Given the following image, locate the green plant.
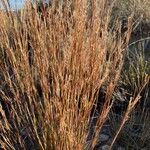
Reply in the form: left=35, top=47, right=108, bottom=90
left=110, top=38, right=150, bottom=149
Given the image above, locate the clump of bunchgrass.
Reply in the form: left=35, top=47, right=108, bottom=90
left=0, top=0, right=149, bottom=150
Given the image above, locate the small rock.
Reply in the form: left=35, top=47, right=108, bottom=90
left=99, top=134, right=109, bottom=142
left=101, top=145, right=110, bottom=150
left=117, top=146, right=125, bottom=150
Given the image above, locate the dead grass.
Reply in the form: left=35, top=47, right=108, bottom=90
left=0, top=0, right=149, bottom=150
left=114, top=0, right=150, bottom=22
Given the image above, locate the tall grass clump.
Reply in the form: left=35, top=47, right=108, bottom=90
left=0, top=0, right=149, bottom=149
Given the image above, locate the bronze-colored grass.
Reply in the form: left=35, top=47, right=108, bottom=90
left=0, top=0, right=149, bottom=150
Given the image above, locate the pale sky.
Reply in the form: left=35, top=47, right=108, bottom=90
left=0, top=0, right=24, bottom=10
left=0, top=0, right=51, bottom=10
left=9, top=0, right=24, bottom=9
